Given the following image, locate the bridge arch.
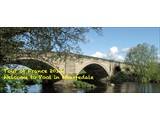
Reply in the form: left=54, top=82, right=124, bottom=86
left=1, top=58, right=63, bottom=81
left=113, top=65, right=122, bottom=74
left=77, top=63, right=109, bottom=86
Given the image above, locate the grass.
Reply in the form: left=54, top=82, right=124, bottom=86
left=73, top=80, right=96, bottom=89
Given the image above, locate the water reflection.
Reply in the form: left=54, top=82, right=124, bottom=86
left=27, top=84, right=42, bottom=93
left=106, top=82, right=160, bottom=93
left=114, top=82, right=137, bottom=93
left=40, top=82, right=160, bottom=93
left=5, top=82, right=160, bottom=93
left=6, top=84, right=42, bottom=93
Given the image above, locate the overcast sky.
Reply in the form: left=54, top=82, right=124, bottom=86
left=80, top=27, right=160, bottom=61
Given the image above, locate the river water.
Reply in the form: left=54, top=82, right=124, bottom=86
left=9, top=82, right=160, bottom=93
left=53, top=82, right=160, bottom=93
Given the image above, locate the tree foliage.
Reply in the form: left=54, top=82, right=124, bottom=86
left=0, top=27, right=102, bottom=62
left=0, top=27, right=102, bottom=92
left=125, top=43, right=159, bottom=82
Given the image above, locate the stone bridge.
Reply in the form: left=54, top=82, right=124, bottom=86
left=1, top=52, right=128, bottom=85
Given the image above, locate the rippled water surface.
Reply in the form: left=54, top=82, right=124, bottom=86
left=12, top=82, right=160, bottom=93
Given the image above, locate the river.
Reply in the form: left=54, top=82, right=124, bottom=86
left=7, top=82, right=160, bottom=93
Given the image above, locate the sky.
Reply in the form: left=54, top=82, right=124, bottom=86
left=79, top=27, right=160, bottom=61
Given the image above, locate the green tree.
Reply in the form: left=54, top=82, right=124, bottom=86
left=145, top=62, right=160, bottom=82
left=0, top=27, right=102, bottom=62
left=125, top=43, right=159, bottom=83
left=0, top=27, right=102, bottom=92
